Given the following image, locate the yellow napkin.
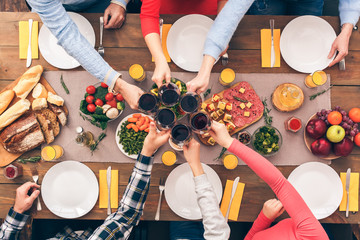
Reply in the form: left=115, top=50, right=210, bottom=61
left=260, top=29, right=280, bottom=68
left=152, top=24, right=172, bottom=63
left=99, top=170, right=119, bottom=209
left=220, top=179, right=245, bottom=221
left=19, top=21, right=39, bottom=59
left=339, top=172, right=359, bottom=212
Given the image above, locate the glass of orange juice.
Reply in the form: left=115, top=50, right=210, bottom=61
left=161, top=150, right=176, bottom=166
left=222, top=154, right=238, bottom=170
left=304, top=70, right=327, bottom=88
left=219, top=68, right=235, bottom=86
left=129, top=64, right=146, bottom=82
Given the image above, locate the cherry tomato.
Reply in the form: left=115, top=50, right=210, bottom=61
left=101, top=82, right=108, bottom=88
left=116, top=93, right=124, bottom=102
left=87, top=104, right=96, bottom=113
left=107, top=99, right=117, bottom=108
left=86, top=85, right=96, bottom=95
left=105, top=93, right=114, bottom=101
left=86, top=95, right=95, bottom=104
left=95, top=99, right=104, bottom=106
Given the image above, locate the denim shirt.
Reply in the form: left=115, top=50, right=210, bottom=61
left=26, top=0, right=129, bottom=89
left=339, top=0, right=360, bottom=27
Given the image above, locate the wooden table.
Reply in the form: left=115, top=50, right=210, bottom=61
left=0, top=12, right=360, bottom=229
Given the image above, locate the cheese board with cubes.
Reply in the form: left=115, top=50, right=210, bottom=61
left=199, top=81, right=264, bottom=145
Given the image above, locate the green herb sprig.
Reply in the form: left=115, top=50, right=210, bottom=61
left=233, top=96, right=247, bottom=103
left=262, top=98, right=273, bottom=126
left=214, top=147, right=227, bottom=162
left=90, top=132, right=107, bottom=154
left=60, top=74, right=70, bottom=94
left=17, top=156, right=41, bottom=164
left=79, top=112, right=107, bottom=130
left=309, top=85, right=333, bottom=101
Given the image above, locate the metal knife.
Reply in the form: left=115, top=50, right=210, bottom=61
left=225, top=176, right=240, bottom=220
left=345, top=168, right=351, bottom=218
left=159, top=18, right=164, bottom=44
left=106, top=166, right=112, bottom=215
left=26, top=19, right=33, bottom=68
left=270, top=19, right=275, bottom=68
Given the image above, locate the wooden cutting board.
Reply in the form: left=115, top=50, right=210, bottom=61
left=0, top=74, right=67, bottom=167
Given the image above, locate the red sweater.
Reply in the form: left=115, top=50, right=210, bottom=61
left=140, top=0, right=220, bottom=37
left=228, top=140, right=329, bottom=240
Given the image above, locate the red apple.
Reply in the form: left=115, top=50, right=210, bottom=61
left=306, top=119, right=327, bottom=139
left=333, top=138, right=354, bottom=157
left=311, top=138, right=331, bottom=157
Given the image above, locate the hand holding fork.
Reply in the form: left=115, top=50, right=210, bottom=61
left=31, top=167, right=42, bottom=211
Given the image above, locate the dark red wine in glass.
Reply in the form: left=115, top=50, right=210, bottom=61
left=159, top=82, right=180, bottom=107
left=190, top=112, right=211, bottom=134
left=171, top=124, right=192, bottom=147
left=138, top=93, right=159, bottom=114
left=180, top=92, right=201, bottom=114
left=155, top=108, right=176, bottom=130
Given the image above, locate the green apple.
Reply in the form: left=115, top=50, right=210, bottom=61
left=326, top=125, right=345, bottom=143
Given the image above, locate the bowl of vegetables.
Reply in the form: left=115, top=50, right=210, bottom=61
left=251, top=126, right=282, bottom=157
left=79, top=82, right=125, bottom=130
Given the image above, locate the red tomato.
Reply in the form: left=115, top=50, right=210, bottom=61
left=86, top=95, right=95, bottom=104
left=105, top=93, right=114, bottom=101
left=101, top=82, right=108, bottom=88
left=86, top=85, right=96, bottom=94
left=95, top=99, right=104, bottom=106
left=107, top=99, right=117, bottom=108
left=116, top=93, right=124, bottom=102
left=87, top=104, right=96, bottom=113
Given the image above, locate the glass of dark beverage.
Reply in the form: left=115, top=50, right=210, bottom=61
left=170, top=124, right=192, bottom=150
left=179, top=92, right=202, bottom=114
left=159, top=82, right=180, bottom=107
left=190, top=111, right=212, bottom=134
left=155, top=108, right=176, bottom=130
left=138, top=92, right=159, bottom=115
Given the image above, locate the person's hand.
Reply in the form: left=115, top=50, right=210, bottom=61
left=142, top=122, right=170, bottom=156
left=262, top=199, right=285, bottom=221
left=209, top=121, right=233, bottom=149
left=152, top=59, right=171, bottom=88
left=104, top=3, right=126, bottom=29
left=13, top=182, right=40, bottom=214
left=328, top=23, right=353, bottom=67
left=183, top=139, right=204, bottom=177
left=114, top=78, right=143, bottom=109
left=186, top=73, right=210, bottom=94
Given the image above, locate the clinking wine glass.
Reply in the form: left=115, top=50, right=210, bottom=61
left=159, top=82, right=180, bottom=107
left=190, top=111, right=212, bottom=134
left=155, top=108, right=176, bottom=130
left=138, top=92, right=159, bottom=115
left=179, top=92, right=202, bottom=114
left=169, top=124, right=192, bottom=151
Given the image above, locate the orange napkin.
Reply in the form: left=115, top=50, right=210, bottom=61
left=152, top=24, right=172, bottom=63
left=339, top=172, right=359, bottom=212
left=260, top=29, right=280, bottom=68
left=99, top=170, right=119, bottom=209
left=220, top=179, right=245, bottom=221
left=19, top=21, right=39, bottom=59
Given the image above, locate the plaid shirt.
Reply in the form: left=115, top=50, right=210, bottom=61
left=0, top=154, right=154, bottom=240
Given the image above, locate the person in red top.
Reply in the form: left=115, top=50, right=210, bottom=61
left=140, top=0, right=228, bottom=87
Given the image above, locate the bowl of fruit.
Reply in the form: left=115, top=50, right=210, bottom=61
left=79, top=82, right=125, bottom=130
left=251, top=126, right=282, bottom=157
left=304, top=106, right=359, bottom=159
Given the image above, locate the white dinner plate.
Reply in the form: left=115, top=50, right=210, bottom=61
left=41, top=161, right=99, bottom=219
left=288, top=162, right=343, bottom=219
left=38, top=12, right=96, bottom=69
left=280, top=16, right=336, bottom=73
left=165, top=163, right=223, bottom=220
left=167, top=14, right=214, bottom=72
left=115, top=113, right=153, bottom=159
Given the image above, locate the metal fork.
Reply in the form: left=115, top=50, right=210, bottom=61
left=98, top=17, right=104, bottom=57
left=155, top=177, right=165, bottom=221
left=221, top=52, right=229, bottom=66
left=31, top=167, right=42, bottom=211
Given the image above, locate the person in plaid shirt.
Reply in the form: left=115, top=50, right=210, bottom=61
left=0, top=122, right=170, bottom=240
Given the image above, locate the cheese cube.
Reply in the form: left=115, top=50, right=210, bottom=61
left=201, top=102, right=207, bottom=110
left=240, top=103, right=246, bottom=109
left=246, top=102, right=252, bottom=108
left=211, top=111, right=219, bottom=120
left=216, top=109, right=224, bottom=116
left=239, top=88, right=245, bottom=93
left=201, top=132, right=210, bottom=138
left=223, top=113, right=232, bottom=122
left=207, top=137, right=216, bottom=145
left=225, top=103, right=232, bottom=111
left=244, top=111, right=250, bottom=117
left=226, top=122, right=236, bottom=132
left=217, top=101, right=226, bottom=110
left=207, top=103, right=216, bottom=112
left=212, top=94, right=221, bottom=103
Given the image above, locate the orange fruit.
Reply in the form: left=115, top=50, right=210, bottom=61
left=327, top=111, right=342, bottom=125
left=349, top=108, right=360, bottom=123
left=355, top=133, right=360, bottom=147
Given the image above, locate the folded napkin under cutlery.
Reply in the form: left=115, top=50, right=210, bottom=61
left=99, top=169, right=119, bottom=209
left=19, top=20, right=39, bottom=59
left=260, top=29, right=280, bottom=68
left=220, top=179, right=245, bottom=221
left=152, top=24, right=172, bottom=63
left=339, top=171, right=359, bottom=212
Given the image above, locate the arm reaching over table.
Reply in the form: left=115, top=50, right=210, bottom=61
left=89, top=122, right=170, bottom=239
left=209, top=121, right=329, bottom=240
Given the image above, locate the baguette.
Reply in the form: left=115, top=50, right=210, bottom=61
left=47, top=92, right=64, bottom=106
left=13, top=65, right=44, bottom=99
left=0, top=90, right=15, bottom=114
left=32, top=98, right=48, bottom=111
left=0, top=99, right=30, bottom=131
left=32, top=83, right=48, bottom=99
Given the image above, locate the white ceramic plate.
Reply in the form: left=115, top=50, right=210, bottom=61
left=41, top=161, right=99, bottom=219
left=288, top=162, right=343, bottom=219
left=280, top=16, right=336, bottom=73
left=39, top=12, right=96, bottom=69
left=115, top=113, right=153, bottom=159
left=165, top=163, right=223, bottom=220
left=167, top=14, right=214, bottom=72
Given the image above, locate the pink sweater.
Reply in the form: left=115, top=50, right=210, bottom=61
left=227, top=139, right=329, bottom=240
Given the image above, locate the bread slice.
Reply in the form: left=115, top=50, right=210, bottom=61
left=41, top=108, right=60, bottom=137
left=47, top=92, right=64, bottom=106
left=48, top=103, right=68, bottom=126
left=0, top=113, right=45, bottom=153
left=32, top=83, right=48, bottom=98
left=32, top=98, right=48, bottom=111
left=35, top=112, right=54, bottom=144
